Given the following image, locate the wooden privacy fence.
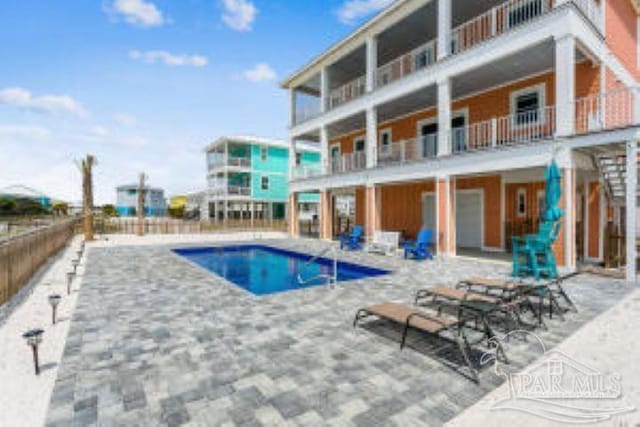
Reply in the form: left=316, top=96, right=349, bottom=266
left=0, top=219, right=77, bottom=306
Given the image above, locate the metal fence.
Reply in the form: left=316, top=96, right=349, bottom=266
left=0, top=218, right=77, bottom=306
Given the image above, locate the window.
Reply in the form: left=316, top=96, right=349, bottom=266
left=261, top=176, right=269, bottom=190
left=353, top=138, right=365, bottom=152
left=379, top=129, right=392, bottom=155
left=260, top=147, right=268, bottom=161
left=295, top=152, right=302, bottom=166
left=511, top=84, right=545, bottom=126
left=517, top=188, right=527, bottom=218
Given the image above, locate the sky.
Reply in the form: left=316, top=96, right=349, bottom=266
left=0, top=0, right=394, bottom=205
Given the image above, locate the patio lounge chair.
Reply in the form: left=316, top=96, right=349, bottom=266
left=403, top=229, right=434, bottom=260
left=366, top=231, right=400, bottom=256
left=415, top=286, right=525, bottom=333
left=353, top=303, right=486, bottom=380
left=339, top=225, right=364, bottom=251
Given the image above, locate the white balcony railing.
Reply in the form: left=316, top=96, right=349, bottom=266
left=227, top=186, right=251, bottom=196
left=377, top=134, right=438, bottom=165
left=574, top=88, right=638, bottom=134
left=293, top=164, right=324, bottom=180
left=294, top=104, right=321, bottom=125
left=450, top=106, right=556, bottom=153
left=330, top=152, right=367, bottom=174
left=227, top=157, right=251, bottom=167
left=376, top=39, right=437, bottom=88
left=329, top=75, right=366, bottom=109
left=451, top=0, right=553, bottom=55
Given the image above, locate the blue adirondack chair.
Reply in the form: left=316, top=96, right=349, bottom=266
left=339, top=225, right=364, bottom=251
left=403, top=229, right=434, bottom=260
left=512, top=220, right=561, bottom=280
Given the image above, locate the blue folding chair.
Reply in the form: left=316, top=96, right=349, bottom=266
left=403, top=229, right=434, bottom=260
left=339, top=225, right=364, bottom=251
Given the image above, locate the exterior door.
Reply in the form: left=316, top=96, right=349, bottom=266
left=456, top=192, right=483, bottom=248
left=451, top=116, right=467, bottom=153
left=420, top=123, right=438, bottom=158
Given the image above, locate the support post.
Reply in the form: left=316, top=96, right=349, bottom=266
left=320, top=126, right=329, bottom=175
left=320, top=67, right=329, bottom=113
left=555, top=35, right=576, bottom=137
left=437, top=78, right=452, bottom=156
left=366, top=107, right=378, bottom=168
left=290, top=88, right=297, bottom=127
left=437, top=0, right=452, bottom=60
left=366, top=37, right=378, bottom=92
left=564, top=168, right=576, bottom=270
left=289, top=193, right=299, bottom=237
left=626, top=141, right=637, bottom=283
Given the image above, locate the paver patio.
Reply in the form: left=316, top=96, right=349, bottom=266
left=45, top=239, right=632, bottom=426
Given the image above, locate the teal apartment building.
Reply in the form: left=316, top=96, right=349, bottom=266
left=205, top=136, right=320, bottom=222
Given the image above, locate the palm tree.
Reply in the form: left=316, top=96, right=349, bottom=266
left=80, top=155, right=96, bottom=241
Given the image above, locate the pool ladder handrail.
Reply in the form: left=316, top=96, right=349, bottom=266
left=297, top=244, right=339, bottom=287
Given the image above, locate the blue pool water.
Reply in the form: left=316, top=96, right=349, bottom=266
left=173, top=245, right=389, bottom=296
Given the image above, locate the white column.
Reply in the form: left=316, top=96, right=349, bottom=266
left=633, top=86, right=640, bottom=124
left=437, top=78, right=452, bottom=156
left=555, top=35, right=576, bottom=137
left=366, top=107, right=378, bottom=168
left=320, top=67, right=330, bottom=113
left=288, top=137, right=297, bottom=180
left=583, top=177, right=589, bottom=260
left=564, top=168, right=575, bottom=270
left=366, top=36, right=378, bottom=92
left=290, top=88, right=297, bottom=126
left=320, top=126, right=329, bottom=175
left=437, top=0, right=452, bottom=60
left=626, top=141, right=637, bottom=283
left=224, top=142, right=229, bottom=227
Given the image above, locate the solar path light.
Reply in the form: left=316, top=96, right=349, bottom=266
left=22, top=329, right=44, bottom=375
left=48, top=294, right=61, bottom=324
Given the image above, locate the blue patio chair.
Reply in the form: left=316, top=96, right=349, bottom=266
left=512, top=220, right=561, bottom=280
left=403, top=229, right=434, bottom=260
left=339, top=225, right=364, bottom=251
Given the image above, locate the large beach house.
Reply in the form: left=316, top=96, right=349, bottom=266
left=205, top=136, right=321, bottom=227
left=282, top=0, right=640, bottom=280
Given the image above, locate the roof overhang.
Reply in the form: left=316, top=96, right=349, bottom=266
left=281, top=0, right=431, bottom=89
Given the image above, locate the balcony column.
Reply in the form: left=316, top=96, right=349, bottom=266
left=437, top=78, right=452, bottom=156
left=320, top=67, right=330, bottom=113
left=320, top=126, right=329, bottom=175
left=555, top=34, right=576, bottom=137
left=366, top=36, right=378, bottom=92
left=625, top=141, right=637, bottom=283
left=563, top=167, right=577, bottom=271
left=437, top=0, right=452, bottom=60
left=290, top=88, right=297, bottom=126
left=365, top=185, right=381, bottom=238
left=633, top=86, right=640, bottom=124
left=288, top=137, right=297, bottom=180
left=436, top=175, right=455, bottom=256
left=319, top=191, right=332, bottom=240
left=366, top=107, right=378, bottom=168
left=288, top=193, right=299, bottom=237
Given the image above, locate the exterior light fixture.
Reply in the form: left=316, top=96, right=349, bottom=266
left=71, top=259, right=80, bottom=274
left=48, top=294, right=61, bottom=324
left=66, top=272, right=75, bottom=295
left=22, top=329, right=44, bottom=375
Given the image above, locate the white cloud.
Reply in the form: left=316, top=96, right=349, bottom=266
left=221, top=0, right=257, bottom=32
left=335, top=0, right=394, bottom=25
left=242, top=63, right=277, bottom=83
left=112, top=112, right=138, bottom=127
left=0, top=125, right=51, bottom=142
left=0, top=87, right=88, bottom=118
left=107, top=0, right=165, bottom=27
left=129, top=50, right=208, bottom=67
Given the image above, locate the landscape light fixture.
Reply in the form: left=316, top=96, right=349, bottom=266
left=48, top=294, right=62, bottom=324
left=22, top=329, right=44, bottom=375
left=66, top=272, right=75, bottom=295
left=71, top=259, right=80, bottom=274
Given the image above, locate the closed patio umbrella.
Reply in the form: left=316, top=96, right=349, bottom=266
left=542, top=160, right=563, bottom=222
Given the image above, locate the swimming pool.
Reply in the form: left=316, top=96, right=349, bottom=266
left=173, top=245, right=390, bottom=296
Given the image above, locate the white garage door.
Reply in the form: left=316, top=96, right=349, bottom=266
left=456, top=192, right=482, bottom=249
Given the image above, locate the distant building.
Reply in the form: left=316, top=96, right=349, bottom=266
left=116, top=185, right=166, bottom=217
left=0, top=185, right=52, bottom=208
left=204, top=136, right=320, bottom=222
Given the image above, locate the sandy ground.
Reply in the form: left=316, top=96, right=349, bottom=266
left=447, top=288, right=640, bottom=426
left=0, top=232, right=287, bottom=427
left=0, top=236, right=85, bottom=427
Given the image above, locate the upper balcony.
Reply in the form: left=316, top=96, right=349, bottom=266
left=207, top=144, right=252, bottom=172
left=288, top=0, right=603, bottom=128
